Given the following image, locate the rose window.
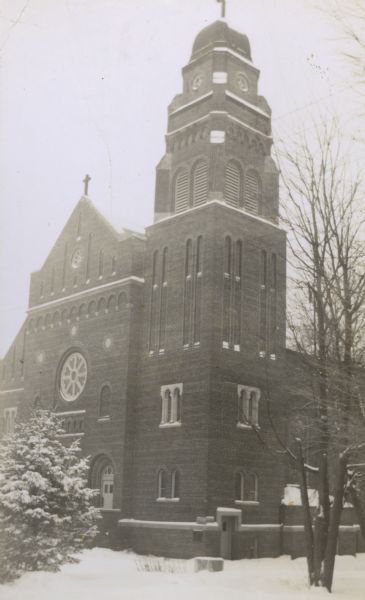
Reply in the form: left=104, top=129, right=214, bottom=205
left=60, top=352, right=87, bottom=401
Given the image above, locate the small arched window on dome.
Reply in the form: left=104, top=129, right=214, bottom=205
left=99, top=385, right=111, bottom=418
left=244, top=170, right=261, bottom=214
left=173, top=168, right=189, bottom=213
left=192, top=160, right=208, bottom=207
left=224, top=161, right=242, bottom=208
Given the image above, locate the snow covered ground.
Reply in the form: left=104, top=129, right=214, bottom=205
left=1, top=548, right=365, bottom=600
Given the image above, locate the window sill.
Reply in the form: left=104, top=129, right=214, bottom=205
left=237, top=423, right=260, bottom=430
left=156, top=497, right=180, bottom=503
left=98, top=416, right=111, bottom=422
left=58, top=432, right=85, bottom=438
left=183, top=343, right=200, bottom=351
left=234, top=500, right=259, bottom=506
left=159, top=422, right=182, bottom=429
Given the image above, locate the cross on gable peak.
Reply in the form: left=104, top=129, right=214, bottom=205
left=83, top=174, right=91, bottom=196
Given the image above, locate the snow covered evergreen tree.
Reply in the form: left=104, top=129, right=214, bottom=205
left=0, top=411, right=99, bottom=583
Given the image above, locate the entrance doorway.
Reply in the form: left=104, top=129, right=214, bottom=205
left=220, top=516, right=235, bottom=559
left=101, top=465, right=114, bottom=509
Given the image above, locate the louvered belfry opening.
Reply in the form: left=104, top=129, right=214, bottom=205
left=174, top=169, right=189, bottom=213
left=224, top=161, right=241, bottom=208
left=244, top=170, right=261, bottom=214
left=192, top=161, right=208, bottom=207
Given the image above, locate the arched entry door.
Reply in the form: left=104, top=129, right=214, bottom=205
left=90, top=455, right=115, bottom=510
left=101, top=465, right=114, bottom=509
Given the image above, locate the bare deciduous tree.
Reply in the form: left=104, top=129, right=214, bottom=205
left=275, top=119, right=365, bottom=591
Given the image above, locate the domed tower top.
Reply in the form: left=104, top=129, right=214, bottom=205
left=191, top=20, right=251, bottom=61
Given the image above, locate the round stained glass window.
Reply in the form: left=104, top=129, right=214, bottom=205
left=60, top=352, right=87, bottom=401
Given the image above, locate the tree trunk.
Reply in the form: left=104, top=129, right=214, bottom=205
left=295, top=438, right=314, bottom=585
left=313, top=454, right=330, bottom=585
left=322, top=452, right=347, bottom=592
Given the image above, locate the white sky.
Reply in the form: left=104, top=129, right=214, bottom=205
left=0, top=0, right=364, bottom=358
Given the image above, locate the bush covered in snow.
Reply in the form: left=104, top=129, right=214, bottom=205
left=0, top=411, right=99, bottom=583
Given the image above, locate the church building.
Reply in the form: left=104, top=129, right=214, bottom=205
left=1, top=20, right=359, bottom=560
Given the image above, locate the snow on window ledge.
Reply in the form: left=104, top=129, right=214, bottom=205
left=98, top=416, right=111, bottom=422
left=58, top=432, right=85, bottom=438
left=156, top=497, right=180, bottom=503
left=237, top=422, right=260, bottom=430
left=234, top=500, right=259, bottom=506
left=159, top=422, right=182, bottom=429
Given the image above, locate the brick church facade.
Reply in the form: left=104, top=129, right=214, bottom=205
left=0, top=21, right=361, bottom=559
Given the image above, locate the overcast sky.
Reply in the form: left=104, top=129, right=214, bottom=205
left=0, top=0, right=364, bottom=357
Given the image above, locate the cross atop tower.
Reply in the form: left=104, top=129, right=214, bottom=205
left=216, top=0, right=226, bottom=18
left=83, top=174, right=91, bottom=196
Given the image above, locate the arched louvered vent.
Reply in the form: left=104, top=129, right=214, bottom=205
left=224, top=162, right=241, bottom=208
left=192, top=161, right=208, bottom=207
left=174, top=169, right=189, bottom=213
left=244, top=170, right=261, bottom=214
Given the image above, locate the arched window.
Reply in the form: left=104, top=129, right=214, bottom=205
left=246, top=473, right=258, bottom=502
left=174, top=169, right=189, bottom=213
left=160, top=384, right=182, bottom=425
left=45, top=313, right=52, bottom=328
left=79, top=304, right=87, bottom=319
left=118, top=292, right=127, bottom=310
left=192, top=161, right=208, bottom=207
left=99, top=385, right=111, bottom=418
left=34, top=396, right=41, bottom=409
left=157, top=469, right=168, bottom=499
left=171, top=469, right=180, bottom=499
left=244, top=170, right=261, bottom=214
left=237, top=386, right=260, bottom=427
left=70, top=306, right=78, bottom=321
left=161, top=389, right=171, bottom=424
left=107, top=295, right=117, bottom=311
left=88, top=301, right=96, bottom=317
left=225, top=161, right=242, bottom=208
left=172, top=387, right=181, bottom=422
left=97, top=297, right=106, bottom=314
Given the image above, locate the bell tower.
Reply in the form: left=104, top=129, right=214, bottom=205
left=154, top=20, right=279, bottom=223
